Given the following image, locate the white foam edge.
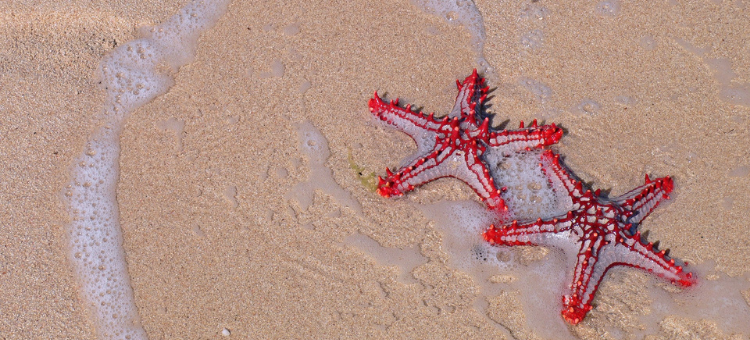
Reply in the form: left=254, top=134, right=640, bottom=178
left=61, top=1, right=229, bottom=339
left=640, top=261, right=750, bottom=336
left=409, top=0, right=492, bottom=73
left=288, top=121, right=363, bottom=215
left=417, top=200, right=577, bottom=339
left=343, top=233, right=428, bottom=284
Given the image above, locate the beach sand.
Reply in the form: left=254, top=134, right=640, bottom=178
left=1, top=0, right=749, bottom=339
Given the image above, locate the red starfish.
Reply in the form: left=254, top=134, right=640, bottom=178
left=369, top=70, right=563, bottom=212
left=483, top=150, right=696, bottom=324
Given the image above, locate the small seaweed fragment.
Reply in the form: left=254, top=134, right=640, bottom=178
left=348, top=148, right=378, bottom=192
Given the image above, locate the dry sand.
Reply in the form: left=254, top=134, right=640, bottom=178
left=1, top=0, right=749, bottom=339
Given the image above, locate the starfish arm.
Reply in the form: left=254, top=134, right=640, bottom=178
left=369, top=92, right=445, bottom=141
left=487, top=121, right=563, bottom=150
left=602, top=232, right=696, bottom=287
left=459, top=143, right=506, bottom=210
left=377, top=140, right=455, bottom=197
left=378, top=138, right=507, bottom=210
left=448, top=69, right=488, bottom=120
left=559, top=229, right=696, bottom=325
left=483, top=214, right=575, bottom=246
left=613, top=175, right=674, bottom=225
left=561, top=239, right=607, bottom=325
left=539, top=150, right=585, bottom=199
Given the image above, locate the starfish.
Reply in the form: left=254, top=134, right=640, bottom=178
left=483, top=150, right=696, bottom=324
left=368, top=70, right=563, bottom=212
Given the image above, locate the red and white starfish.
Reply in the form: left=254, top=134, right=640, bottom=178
left=483, top=150, right=696, bottom=324
left=369, top=70, right=563, bottom=212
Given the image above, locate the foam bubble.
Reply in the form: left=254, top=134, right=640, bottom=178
left=518, top=77, right=553, bottom=104
left=258, top=60, right=285, bottom=79
left=418, top=200, right=503, bottom=270
left=595, top=0, right=621, bottom=17
left=575, top=98, right=602, bottom=115
left=62, top=1, right=229, bottom=339
left=485, top=149, right=572, bottom=221
left=520, top=29, right=544, bottom=50
left=728, top=165, right=749, bottom=177
left=615, top=95, right=637, bottom=107
left=640, top=35, right=657, bottom=50
left=283, top=23, right=300, bottom=36
left=518, top=3, right=551, bottom=20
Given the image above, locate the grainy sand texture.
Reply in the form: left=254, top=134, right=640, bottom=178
left=2, top=0, right=750, bottom=339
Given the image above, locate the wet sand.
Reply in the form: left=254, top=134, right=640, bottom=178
left=1, top=0, right=749, bottom=339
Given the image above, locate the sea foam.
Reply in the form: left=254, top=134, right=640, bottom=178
left=410, top=0, right=491, bottom=73
left=417, top=149, right=578, bottom=339
left=62, top=1, right=229, bottom=338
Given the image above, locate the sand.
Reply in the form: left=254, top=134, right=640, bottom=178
left=1, top=0, right=749, bottom=339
